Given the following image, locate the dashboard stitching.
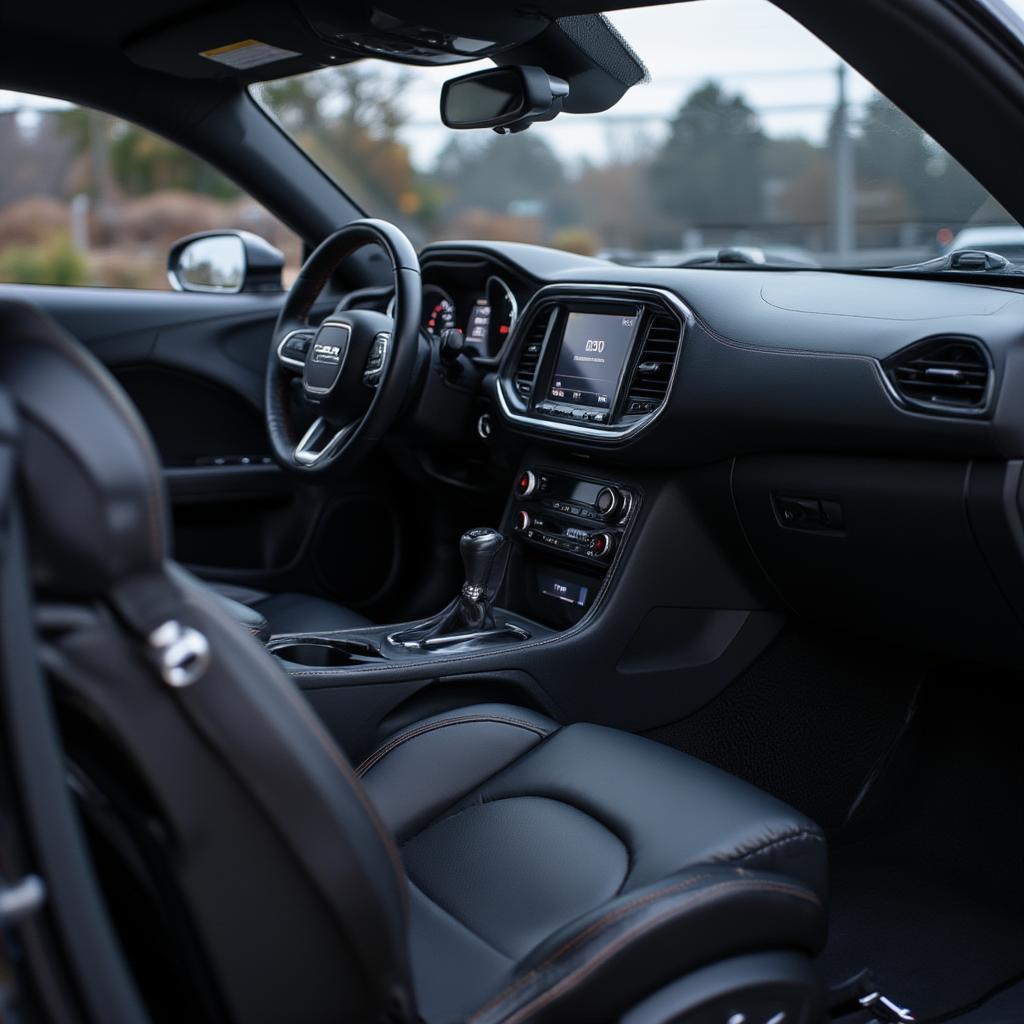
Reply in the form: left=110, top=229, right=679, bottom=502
left=758, top=282, right=1017, bottom=322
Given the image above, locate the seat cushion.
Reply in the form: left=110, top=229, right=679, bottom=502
left=358, top=704, right=828, bottom=1023
left=208, top=581, right=372, bottom=636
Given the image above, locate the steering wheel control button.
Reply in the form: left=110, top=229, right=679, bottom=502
left=515, top=470, right=538, bottom=497
left=364, top=332, right=389, bottom=384
left=279, top=329, right=314, bottom=366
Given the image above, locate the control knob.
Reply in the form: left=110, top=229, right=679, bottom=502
left=515, top=470, right=538, bottom=498
left=595, top=486, right=626, bottom=520
left=590, top=532, right=614, bottom=559
left=515, top=510, right=532, bottom=532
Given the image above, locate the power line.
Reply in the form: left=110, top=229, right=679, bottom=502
left=402, top=99, right=869, bottom=129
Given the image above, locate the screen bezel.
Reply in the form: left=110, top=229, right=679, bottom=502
left=536, top=301, right=645, bottom=418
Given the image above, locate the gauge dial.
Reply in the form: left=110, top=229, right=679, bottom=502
left=422, top=287, right=456, bottom=337
left=486, top=276, right=518, bottom=355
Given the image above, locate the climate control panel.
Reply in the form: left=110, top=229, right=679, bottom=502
left=511, top=467, right=636, bottom=564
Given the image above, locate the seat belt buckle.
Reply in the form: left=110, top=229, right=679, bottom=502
left=858, top=991, right=915, bottom=1023
left=828, top=970, right=915, bottom=1023
left=148, top=619, right=210, bottom=688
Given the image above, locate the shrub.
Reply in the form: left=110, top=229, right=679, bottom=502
left=0, top=235, right=88, bottom=286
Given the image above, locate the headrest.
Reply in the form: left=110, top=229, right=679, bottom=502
left=0, top=300, right=167, bottom=595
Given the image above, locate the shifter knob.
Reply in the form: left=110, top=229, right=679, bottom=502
left=460, top=527, right=505, bottom=601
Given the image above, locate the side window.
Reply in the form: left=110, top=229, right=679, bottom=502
left=0, top=91, right=300, bottom=289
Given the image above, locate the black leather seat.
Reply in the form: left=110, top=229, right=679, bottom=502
left=209, top=580, right=371, bottom=637
left=358, top=705, right=827, bottom=1023
left=0, top=299, right=829, bottom=1023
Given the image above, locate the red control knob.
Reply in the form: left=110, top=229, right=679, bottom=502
left=515, top=470, right=538, bottom=498
left=515, top=510, right=532, bottom=532
left=591, top=532, right=613, bottom=558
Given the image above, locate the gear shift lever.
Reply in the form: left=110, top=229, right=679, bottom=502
left=459, top=527, right=507, bottom=623
left=388, top=527, right=526, bottom=650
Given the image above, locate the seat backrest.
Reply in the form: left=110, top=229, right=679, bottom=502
left=0, top=300, right=415, bottom=1024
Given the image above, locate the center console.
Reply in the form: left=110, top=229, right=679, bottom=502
left=260, top=459, right=640, bottom=673
left=501, top=464, right=639, bottom=632
left=495, top=284, right=688, bottom=442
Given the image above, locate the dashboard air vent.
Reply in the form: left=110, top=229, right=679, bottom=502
left=886, top=337, right=990, bottom=413
left=623, top=313, right=682, bottom=414
left=513, top=309, right=550, bottom=400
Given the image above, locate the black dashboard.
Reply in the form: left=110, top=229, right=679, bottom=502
left=412, top=240, right=1024, bottom=464
left=394, top=240, right=1024, bottom=675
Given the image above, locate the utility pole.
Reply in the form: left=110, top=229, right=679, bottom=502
left=830, top=63, right=855, bottom=263
left=87, top=108, right=117, bottom=240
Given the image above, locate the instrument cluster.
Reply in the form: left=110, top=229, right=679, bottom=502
left=420, top=275, right=518, bottom=359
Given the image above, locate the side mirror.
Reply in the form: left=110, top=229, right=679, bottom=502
left=440, top=66, right=569, bottom=134
left=168, top=230, right=284, bottom=293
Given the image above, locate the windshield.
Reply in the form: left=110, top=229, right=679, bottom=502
left=253, top=0, right=1024, bottom=270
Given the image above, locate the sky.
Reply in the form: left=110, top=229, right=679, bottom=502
left=4, top=0, right=1024, bottom=173
left=396, top=0, right=872, bottom=169
left=392, top=0, right=1024, bottom=169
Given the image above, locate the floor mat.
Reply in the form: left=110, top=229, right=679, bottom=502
left=818, top=851, right=1024, bottom=1021
left=644, top=625, right=925, bottom=829
left=952, top=976, right=1024, bottom=1023
left=646, top=632, right=1024, bottom=1022
left=817, top=671, right=1024, bottom=1022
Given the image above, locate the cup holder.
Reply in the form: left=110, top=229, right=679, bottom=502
left=268, top=637, right=383, bottom=668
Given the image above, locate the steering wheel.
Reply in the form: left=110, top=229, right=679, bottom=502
left=266, top=218, right=422, bottom=475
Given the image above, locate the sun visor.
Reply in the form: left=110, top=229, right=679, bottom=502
left=123, top=1, right=646, bottom=114
left=123, top=2, right=547, bottom=81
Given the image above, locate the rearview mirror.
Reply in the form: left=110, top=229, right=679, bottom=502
left=440, top=66, right=569, bottom=134
left=168, top=230, right=284, bottom=293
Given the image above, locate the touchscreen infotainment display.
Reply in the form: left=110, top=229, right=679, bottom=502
left=548, top=311, right=640, bottom=409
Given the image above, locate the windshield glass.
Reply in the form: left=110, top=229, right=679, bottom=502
left=253, top=0, right=1024, bottom=270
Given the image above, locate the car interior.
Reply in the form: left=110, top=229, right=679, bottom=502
left=2, top=1, right=1024, bottom=1022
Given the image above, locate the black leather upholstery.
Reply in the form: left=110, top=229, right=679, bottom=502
left=0, top=299, right=415, bottom=1021
left=0, top=300, right=167, bottom=594
left=209, top=583, right=272, bottom=641
left=209, top=580, right=373, bottom=637
left=1, top=298, right=828, bottom=1023
left=359, top=705, right=827, bottom=1023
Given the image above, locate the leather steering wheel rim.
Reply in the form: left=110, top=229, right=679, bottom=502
left=265, top=218, right=422, bottom=476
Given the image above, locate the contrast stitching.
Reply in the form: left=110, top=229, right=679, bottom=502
left=356, top=714, right=553, bottom=777
left=400, top=793, right=631, bottom=872
left=476, top=879, right=820, bottom=1024
left=469, top=873, right=710, bottom=1020
left=727, top=829, right=825, bottom=864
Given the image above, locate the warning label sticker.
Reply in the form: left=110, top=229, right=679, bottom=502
left=199, top=39, right=300, bottom=71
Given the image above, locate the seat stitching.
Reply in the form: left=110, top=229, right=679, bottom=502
left=726, top=829, right=825, bottom=864
left=465, top=792, right=635, bottom=891
left=400, top=793, right=633, bottom=898
left=468, top=872, right=711, bottom=1020
left=356, top=715, right=554, bottom=777
left=491, top=879, right=820, bottom=1024
left=475, top=876, right=819, bottom=1024
left=391, top=735, right=565, bottom=849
